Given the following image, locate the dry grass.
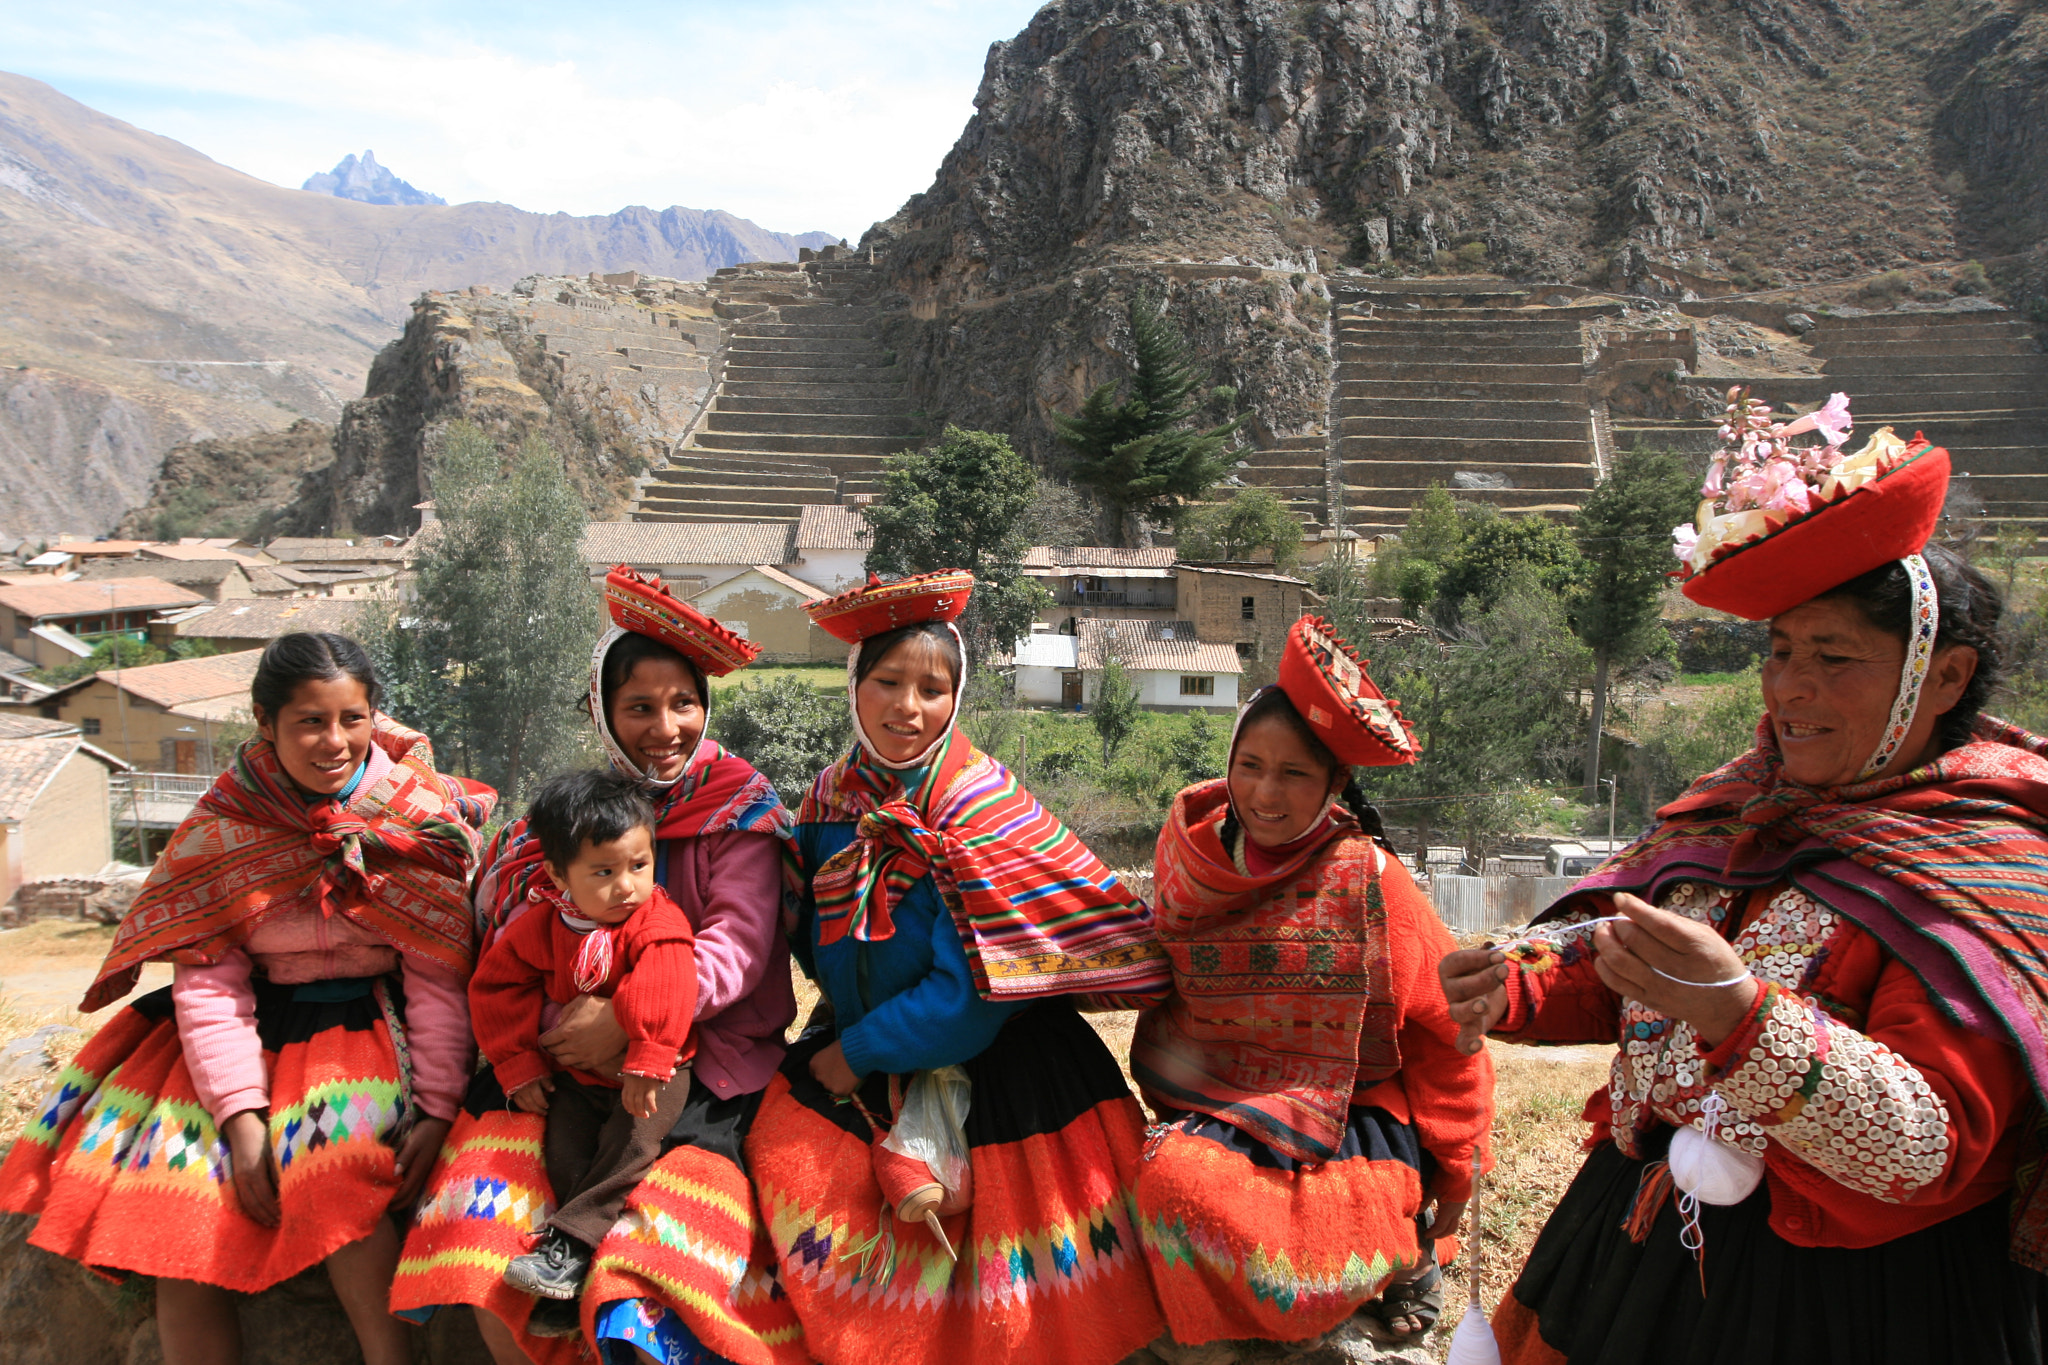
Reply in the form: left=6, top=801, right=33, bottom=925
left=0, top=995, right=91, bottom=1152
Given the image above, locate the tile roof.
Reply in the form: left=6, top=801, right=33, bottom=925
left=1022, top=546, right=1178, bottom=570
left=0, top=578, right=207, bottom=619
left=142, top=544, right=268, bottom=566
left=166, top=598, right=369, bottom=641
left=99, top=650, right=264, bottom=709
left=793, top=505, right=872, bottom=551
left=0, top=714, right=77, bottom=739
left=751, top=564, right=835, bottom=598
left=49, top=541, right=149, bottom=557
left=1171, top=563, right=1310, bottom=586
left=580, top=521, right=796, bottom=567
left=1077, top=619, right=1243, bottom=674
left=0, top=737, right=80, bottom=822
left=80, top=558, right=240, bottom=588
left=0, top=647, right=35, bottom=676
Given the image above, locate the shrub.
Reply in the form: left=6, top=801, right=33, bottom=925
left=1954, top=261, right=1989, bottom=296
left=709, top=674, right=851, bottom=805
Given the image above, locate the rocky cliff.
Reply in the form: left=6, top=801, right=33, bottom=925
left=0, top=71, right=835, bottom=539
left=302, top=150, right=445, bottom=206
left=865, top=0, right=2048, bottom=472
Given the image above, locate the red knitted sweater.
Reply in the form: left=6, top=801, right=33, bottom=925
left=469, top=884, right=698, bottom=1094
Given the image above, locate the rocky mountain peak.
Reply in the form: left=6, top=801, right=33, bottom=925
left=301, top=149, right=445, bottom=206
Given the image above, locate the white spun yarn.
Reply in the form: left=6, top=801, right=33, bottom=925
left=1446, top=1302, right=1503, bottom=1365
left=1668, top=1123, right=1766, bottom=1207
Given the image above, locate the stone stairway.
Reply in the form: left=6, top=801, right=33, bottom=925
left=1611, top=308, right=2048, bottom=541
left=631, top=255, right=922, bottom=524
left=1331, top=290, right=1608, bottom=537
left=1195, top=433, right=1332, bottom=538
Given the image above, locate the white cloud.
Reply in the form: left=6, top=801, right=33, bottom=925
left=2, top=1, right=1045, bottom=238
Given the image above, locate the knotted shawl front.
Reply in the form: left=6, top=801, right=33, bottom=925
left=85, top=718, right=497, bottom=1013
left=1132, top=781, right=1396, bottom=1164
left=799, top=728, right=1171, bottom=1002
left=1544, top=714, right=2048, bottom=1267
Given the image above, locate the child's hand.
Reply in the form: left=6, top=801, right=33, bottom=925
left=390, top=1116, right=451, bottom=1209
left=223, top=1109, right=281, bottom=1227
left=621, top=1074, right=662, bottom=1120
left=510, top=1076, right=554, bottom=1114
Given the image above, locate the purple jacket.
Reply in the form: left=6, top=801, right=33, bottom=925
left=662, top=829, right=795, bottom=1097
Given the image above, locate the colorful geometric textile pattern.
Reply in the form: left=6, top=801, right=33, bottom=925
left=1134, top=1108, right=1427, bottom=1345
left=1858, top=552, right=1938, bottom=779
left=584, top=1140, right=808, bottom=1365
left=802, top=569, right=973, bottom=644
left=390, top=1102, right=578, bottom=1365
left=1135, top=781, right=1395, bottom=1164
left=1276, top=616, right=1417, bottom=768
left=799, top=729, right=1170, bottom=1002
left=86, top=717, right=495, bottom=1012
left=1544, top=715, right=2048, bottom=1268
left=746, top=1068, right=1164, bottom=1365
left=604, top=566, right=762, bottom=676
left=0, top=988, right=406, bottom=1292
left=472, top=733, right=795, bottom=938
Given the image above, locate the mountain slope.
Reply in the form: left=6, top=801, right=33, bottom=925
left=0, top=71, right=835, bottom=537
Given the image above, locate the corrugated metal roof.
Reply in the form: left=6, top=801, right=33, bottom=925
left=580, top=522, right=796, bottom=566
left=1012, top=633, right=1080, bottom=668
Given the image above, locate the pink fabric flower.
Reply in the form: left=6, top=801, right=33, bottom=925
left=1672, top=523, right=1699, bottom=561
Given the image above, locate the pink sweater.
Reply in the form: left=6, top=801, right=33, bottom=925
left=492, top=829, right=794, bottom=1098
left=170, top=746, right=474, bottom=1125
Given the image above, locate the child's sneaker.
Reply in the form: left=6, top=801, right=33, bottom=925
left=503, top=1229, right=591, bottom=1300
left=526, top=1295, right=583, bottom=1338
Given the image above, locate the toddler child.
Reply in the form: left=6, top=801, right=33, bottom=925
left=470, top=767, right=698, bottom=1314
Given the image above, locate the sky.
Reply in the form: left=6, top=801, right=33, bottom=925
left=1, top=0, right=1048, bottom=240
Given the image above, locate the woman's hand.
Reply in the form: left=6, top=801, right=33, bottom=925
left=390, top=1115, right=450, bottom=1209
left=1439, top=947, right=1509, bottom=1056
left=1592, top=893, right=1754, bottom=1046
left=808, top=1041, right=860, bottom=1097
left=224, top=1110, right=280, bottom=1228
left=541, top=995, right=628, bottom=1078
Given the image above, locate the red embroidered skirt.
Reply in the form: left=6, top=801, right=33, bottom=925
left=1134, top=1104, right=1431, bottom=1345
left=0, top=979, right=405, bottom=1292
left=746, top=1004, right=1164, bottom=1365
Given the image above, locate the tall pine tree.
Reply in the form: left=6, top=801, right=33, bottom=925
left=1052, top=292, right=1245, bottom=545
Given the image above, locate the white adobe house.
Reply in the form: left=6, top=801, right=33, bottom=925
left=1013, top=630, right=1083, bottom=709
left=1076, top=619, right=1241, bottom=713
left=789, top=506, right=872, bottom=593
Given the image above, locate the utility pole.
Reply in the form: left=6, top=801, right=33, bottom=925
left=1604, top=775, right=1618, bottom=853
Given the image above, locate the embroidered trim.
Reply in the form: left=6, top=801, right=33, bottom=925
left=1858, top=553, right=1938, bottom=780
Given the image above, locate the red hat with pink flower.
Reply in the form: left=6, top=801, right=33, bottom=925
left=1672, top=388, right=1950, bottom=621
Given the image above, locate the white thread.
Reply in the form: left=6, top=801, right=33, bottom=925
left=1652, top=966, right=1754, bottom=989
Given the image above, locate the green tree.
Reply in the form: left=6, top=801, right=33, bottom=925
left=1630, top=665, right=1765, bottom=815
left=1178, top=486, right=1306, bottom=572
left=1367, top=485, right=1465, bottom=616
left=1163, top=713, right=1227, bottom=784
left=1572, top=448, right=1698, bottom=799
left=1052, top=292, right=1246, bottom=545
left=365, top=422, right=597, bottom=810
left=1019, top=477, right=1098, bottom=548
left=862, top=427, right=1051, bottom=661
left=1091, top=658, right=1142, bottom=766
left=709, top=674, right=852, bottom=805
left=1436, top=513, right=1587, bottom=617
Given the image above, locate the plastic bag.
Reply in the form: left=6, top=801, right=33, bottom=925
left=881, top=1065, right=972, bottom=1198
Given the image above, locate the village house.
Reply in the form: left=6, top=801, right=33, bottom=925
left=1172, top=563, right=1319, bottom=663
left=0, top=578, right=208, bottom=671
left=78, top=557, right=258, bottom=603
left=789, top=505, right=872, bottom=592
left=0, top=714, right=129, bottom=906
left=150, top=598, right=370, bottom=654
left=579, top=522, right=798, bottom=597
left=47, top=541, right=152, bottom=565
left=1023, top=547, right=1180, bottom=633
left=687, top=566, right=842, bottom=663
left=141, top=542, right=273, bottom=568
left=28, top=650, right=262, bottom=772
left=1076, top=619, right=1242, bottom=713
left=1012, top=630, right=1084, bottom=709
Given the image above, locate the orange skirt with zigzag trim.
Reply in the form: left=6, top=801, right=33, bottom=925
left=747, top=1005, right=1164, bottom=1365
left=0, top=979, right=406, bottom=1292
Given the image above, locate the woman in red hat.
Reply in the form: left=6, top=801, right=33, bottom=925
left=1443, top=394, right=2048, bottom=1363
left=1131, top=615, right=1494, bottom=1349
left=393, top=568, right=807, bottom=1365
left=744, top=571, right=1174, bottom=1365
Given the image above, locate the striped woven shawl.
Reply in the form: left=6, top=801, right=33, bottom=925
left=799, top=730, right=1171, bottom=1002
left=86, top=718, right=496, bottom=1013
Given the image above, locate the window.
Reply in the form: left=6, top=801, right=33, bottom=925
left=1235, top=642, right=1257, bottom=661
left=80, top=717, right=101, bottom=736
left=1240, top=595, right=1257, bottom=621
left=1180, top=675, right=1215, bottom=696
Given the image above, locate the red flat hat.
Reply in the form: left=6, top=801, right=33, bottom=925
left=1681, top=441, right=1949, bottom=620
left=804, top=570, right=974, bottom=644
left=1276, top=616, right=1418, bottom=768
left=604, top=565, right=761, bottom=676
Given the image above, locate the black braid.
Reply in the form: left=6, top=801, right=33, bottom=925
left=1339, top=775, right=1389, bottom=845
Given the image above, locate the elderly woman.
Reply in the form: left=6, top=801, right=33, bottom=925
left=394, top=567, right=804, bottom=1365
left=746, top=571, right=1173, bottom=1365
left=1443, top=400, right=2048, bottom=1364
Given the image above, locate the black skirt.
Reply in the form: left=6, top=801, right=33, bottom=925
left=1510, top=1137, right=2048, bottom=1365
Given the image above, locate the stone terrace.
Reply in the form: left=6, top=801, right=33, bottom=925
left=1612, top=307, right=2048, bottom=541
left=1331, top=284, right=1612, bottom=538
left=632, top=253, right=924, bottom=525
